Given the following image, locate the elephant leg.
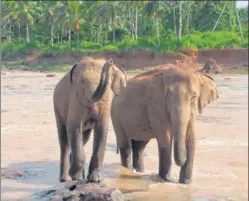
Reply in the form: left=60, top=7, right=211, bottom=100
left=113, top=123, right=132, bottom=170
left=87, top=119, right=108, bottom=183
left=68, top=125, right=85, bottom=181
left=179, top=116, right=196, bottom=184
left=157, top=131, right=175, bottom=183
left=132, top=140, right=149, bottom=172
left=57, top=123, right=71, bottom=182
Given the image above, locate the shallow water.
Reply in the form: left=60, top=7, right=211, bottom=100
left=1, top=72, right=248, bottom=201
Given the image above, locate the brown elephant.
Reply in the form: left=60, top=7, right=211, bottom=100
left=200, top=58, right=222, bottom=74
left=53, top=57, right=127, bottom=183
left=111, top=66, right=219, bottom=184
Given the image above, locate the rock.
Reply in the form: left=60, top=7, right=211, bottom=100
left=46, top=73, right=57, bottom=77
left=1, top=169, right=24, bottom=179
left=36, top=181, right=124, bottom=201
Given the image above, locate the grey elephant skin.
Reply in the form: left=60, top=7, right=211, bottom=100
left=53, top=57, right=127, bottom=183
left=111, top=66, right=219, bottom=184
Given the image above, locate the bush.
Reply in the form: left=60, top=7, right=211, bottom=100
left=2, top=30, right=248, bottom=58
left=80, top=41, right=101, bottom=49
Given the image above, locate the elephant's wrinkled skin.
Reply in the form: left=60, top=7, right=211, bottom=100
left=53, top=57, right=127, bottom=183
left=111, top=66, right=219, bottom=184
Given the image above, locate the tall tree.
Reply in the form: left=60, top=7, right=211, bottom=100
left=4, top=1, right=38, bottom=42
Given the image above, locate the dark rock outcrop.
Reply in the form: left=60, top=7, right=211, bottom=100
left=35, top=181, right=124, bottom=201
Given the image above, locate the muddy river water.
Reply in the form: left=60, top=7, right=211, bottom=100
left=1, top=72, right=248, bottom=201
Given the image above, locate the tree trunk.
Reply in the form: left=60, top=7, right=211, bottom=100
left=26, top=22, right=30, bottom=42
left=178, top=0, right=182, bottom=40
left=77, top=31, right=80, bottom=48
left=51, top=23, right=54, bottom=47
left=129, top=8, right=133, bottom=38
left=156, top=18, right=160, bottom=45
left=173, top=3, right=177, bottom=36
left=97, top=24, right=102, bottom=44
left=131, top=8, right=134, bottom=39
left=186, top=2, right=192, bottom=35
left=18, top=22, right=21, bottom=43
left=212, top=1, right=227, bottom=32
left=112, top=17, right=115, bottom=44
left=61, top=26, right=64, bottom=48
left=68, top=27, right=71, bottom=48
left=135, top=7, right=138, bottom=40
left=112, top=28, right=115, bottom=44
left=8, top=21, right=11, bottom=43
left=234, top=1, right=244, bottom=42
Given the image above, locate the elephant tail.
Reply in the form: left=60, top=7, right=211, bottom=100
left=116, top=138, right=119, bottom=154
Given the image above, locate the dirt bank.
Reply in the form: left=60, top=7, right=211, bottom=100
left=4, top=48, right=248, bottom=72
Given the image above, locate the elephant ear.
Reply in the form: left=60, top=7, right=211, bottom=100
left=110, top=64, right=127, bottom=95
left=198, top=73, right=219, bottom=114
left=70, top=64, right=78, bottom=84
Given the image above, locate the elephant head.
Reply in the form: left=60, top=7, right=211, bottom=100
left=151, top=69, right=219, bottom=166
left=69, top=57, right=127, bottom=102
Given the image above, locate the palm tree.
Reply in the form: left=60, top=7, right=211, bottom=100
left=4, top=1, right=38, bottom=42
left=143, top=1, right=165, bottom=44
left=92, top=1, right=122, bottom=44
left=56, top=1, right=83, bottom=48
left=41, top=1, right=63, bottom=47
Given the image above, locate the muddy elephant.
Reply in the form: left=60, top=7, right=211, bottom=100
left=200, top=58, right=222, bottom=74
left=53, top=57, right=127, bottom=183
left=111, top=67, right=219, bottom=184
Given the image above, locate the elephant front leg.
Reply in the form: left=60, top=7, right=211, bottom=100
left=87, top=120, right=108, bottom=183
left=157, top=131, right=175, bottom=183
left=57, top=125, right=71, bottom=182
left=132, top=140, right=149, bottom=172
left=179, top=116, right=196, bottom=184
left=68, top=126, right=85, bottom=181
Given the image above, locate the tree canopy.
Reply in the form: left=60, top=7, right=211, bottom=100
left=1, top=0, right=248, bottom=54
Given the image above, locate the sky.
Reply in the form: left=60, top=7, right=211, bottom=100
left=237, top=1, right=248, bottom=8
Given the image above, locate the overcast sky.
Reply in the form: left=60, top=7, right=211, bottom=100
left=237, top=1, right=248, bottom=8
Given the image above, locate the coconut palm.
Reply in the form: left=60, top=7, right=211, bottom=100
left=4, top=1, right=39, bottom=42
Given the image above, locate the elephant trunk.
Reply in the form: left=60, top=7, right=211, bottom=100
left=91, top=59, right=113, bottom=102
left=171, top=111, right=189, bottom=167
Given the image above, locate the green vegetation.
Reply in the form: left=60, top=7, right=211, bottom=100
left=1, top=1, right=248, bottom=58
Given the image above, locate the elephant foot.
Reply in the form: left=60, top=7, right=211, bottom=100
left=159, top=173, right=176, bottom=183
left=59, top=173, right=72, bottom=183
left=69, top=168, right=85, bottom=181
left=179, top=177, right=192, bottom=184
left=133, top=166, right=145, bottom=173
left=87, top=170, right=103, bottom=183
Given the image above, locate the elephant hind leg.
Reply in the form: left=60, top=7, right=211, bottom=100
left=132, top=140, right=149, bottom=172
left=56, top=120, right=71, bottom=182
left=113, top=123, right=132, bottom=170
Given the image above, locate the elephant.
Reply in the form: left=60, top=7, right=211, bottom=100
left=200, top=58, right=222, bottom=74
left=111, top=66, right=219, bottom=184
left=53, top=57, right=127, bottom=183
